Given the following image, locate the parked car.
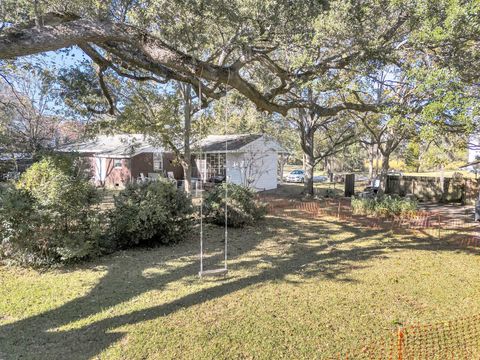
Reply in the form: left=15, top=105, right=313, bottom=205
left=355, top=174, right=369, bottom=182
left=313, top=175, right=328, bottom=183
left=285, top=169, right=305, bottom=183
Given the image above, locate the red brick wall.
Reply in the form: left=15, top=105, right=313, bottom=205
left=163, top=153, right=184, bottom=179
left=130, top=152, right=184, bottom=180
left=76, top=151, right=185, bottom=187
left=104, top=158, right=131, bottom=188
left=131, top=153, right=154, bottom=180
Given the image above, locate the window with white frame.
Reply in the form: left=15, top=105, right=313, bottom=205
left=206, top=153, right=226, bottom=178
left=153, top=152, right=163, bottom=171
left=113, top=159, right=122, bottom=168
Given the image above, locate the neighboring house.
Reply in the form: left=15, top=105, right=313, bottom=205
left=194, top=134, right=286, bottom=191
left=59, top=134, right=182, bottom=188
left=60, top=133, right=286, bottom=191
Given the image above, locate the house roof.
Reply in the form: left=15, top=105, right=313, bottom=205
left=58, top=134, right=164, bottom=158
left=59, top=133, right=287, bottom=158
left=197, top=134, right=263, bottom=152
left=196, top=134, right=287, bottom=154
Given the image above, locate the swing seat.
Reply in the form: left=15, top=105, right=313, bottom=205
left=198, top=268, right=228, bottom=278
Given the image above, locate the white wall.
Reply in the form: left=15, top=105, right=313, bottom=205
left=226, top=141, right=279, bottom=191
left=468, top=134, right=480, bottom=164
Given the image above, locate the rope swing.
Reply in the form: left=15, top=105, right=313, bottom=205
left=198, top=70, right=230, bottom=278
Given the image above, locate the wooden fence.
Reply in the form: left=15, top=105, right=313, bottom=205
left=386, top=175, right=479, bottom=205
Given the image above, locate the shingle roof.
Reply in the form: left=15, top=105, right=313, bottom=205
left=197, top=134, right=263, bottom=152
left=58, top=134, right=163, bottom=158
left=59, top=133, right=287, bottom=157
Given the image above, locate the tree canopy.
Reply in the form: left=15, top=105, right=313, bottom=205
left=1, top=0, right=479, bottom=194
left=0, top=0, right=446, bottom=116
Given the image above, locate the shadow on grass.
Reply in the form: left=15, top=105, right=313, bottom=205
left=0, top=213, right=477, bottom=360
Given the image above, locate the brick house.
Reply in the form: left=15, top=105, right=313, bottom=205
left=60, top=134, right=183, bottom=188
left=61, top=133, right=286, bottom=191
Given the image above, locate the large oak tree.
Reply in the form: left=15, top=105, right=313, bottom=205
left=0, top=0, right=477, bottom=194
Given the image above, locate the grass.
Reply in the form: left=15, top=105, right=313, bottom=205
left=1, top=186, right=480, bottom=359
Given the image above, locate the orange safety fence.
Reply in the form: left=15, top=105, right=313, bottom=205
left=257, top=195, right=480, bottom=358
left=258, top=196, right=480, bottom=249
left=261, top=197, right=440, bottom=229
left=341, top=314, right=480, bottom=359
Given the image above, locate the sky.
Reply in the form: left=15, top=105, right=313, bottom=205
left=1, top=46, right=89, bottom=119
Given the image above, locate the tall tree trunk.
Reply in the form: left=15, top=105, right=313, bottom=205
left=279, top=154, right=286, bottom=184
left=302, top=131, right=315, bottom=196
left=379, top=153, right=390, bottom=193
left=304, top=152, right=315, bottom=196
left=375, top=147, right=380, bottom=178
left=439, top=164, right=445, bottom=202
left=34, top=0, right=41, bottom=27
left=182, top=84, right=192, bottom=194
left=368, top=144, right=375, bottom=181
left=327, top=158, right=334, bottom=182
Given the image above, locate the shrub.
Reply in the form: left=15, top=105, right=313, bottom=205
left=203, top=183, right=266, bottom=227
left=0, top=186, right=47, bottom=264
left=108, top=180, right=193, bottom=248
left=351, top=195, right=418, bottom=218
left=0, top=157, right=103, bottom=266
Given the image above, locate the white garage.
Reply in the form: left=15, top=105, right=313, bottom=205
left=196, top=134, right=286, bottom=191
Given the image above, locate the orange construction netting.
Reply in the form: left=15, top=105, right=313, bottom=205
left=342, top=314, right=480, bottom=359
left=257, top=195, right=480, bottom=358
left=260, top=196, right=480, bottom=248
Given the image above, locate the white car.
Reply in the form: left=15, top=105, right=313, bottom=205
left=313, top=175, right=328, bottom=183
left=285, top=170, right=305, bottom=183
left=355, top=175, right=369, bottom=182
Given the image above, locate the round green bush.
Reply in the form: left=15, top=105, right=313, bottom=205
left=0, top=156, right=103, bottom=266
left=108, top=180, right=194, bottom=248
left=0, top=186, right=46, bottom=264
left=203, top=183, right=266, bottom=228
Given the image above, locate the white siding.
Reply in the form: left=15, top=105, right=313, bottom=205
left=468, top=134, right=480, bottom=164
left=226, top=153, right=243, bottom=185
left=225, top=140, right=279, bottom=191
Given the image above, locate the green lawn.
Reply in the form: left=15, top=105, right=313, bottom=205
left=1, top=193, right=479, bottom=359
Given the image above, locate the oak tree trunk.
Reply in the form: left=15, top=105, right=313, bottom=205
left=368, top=144, right=375, bottom=181
left=304, top=153, right=315, bottom=196
left=379, top=153, right=390, bottom=193
left=302, top=130, right=315, bottom=196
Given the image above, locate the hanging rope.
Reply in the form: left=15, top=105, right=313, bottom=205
left=198, top=69, right=231, bottom=278
left=198, top=74, right=204, bottom=276
left=223, top=69, right=230, bottom=272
